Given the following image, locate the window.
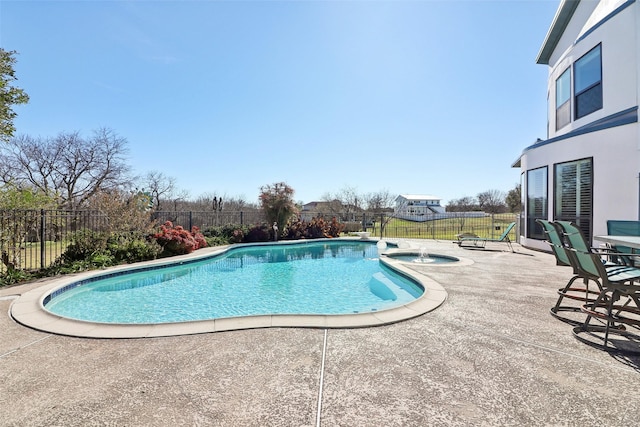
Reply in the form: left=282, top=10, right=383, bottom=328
left=527, top=167, right=548, bottom=239
left=555, top=158, right=593, bottom=241
left=574, top=45, right=602, bottom=119
left=556, top=68, right=571, bottom=130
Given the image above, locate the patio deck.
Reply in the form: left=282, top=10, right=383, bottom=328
left=1, top=239, right=639, bottom=426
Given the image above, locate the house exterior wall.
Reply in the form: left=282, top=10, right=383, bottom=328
left=546, top=0, right=638, bottom=139
left=518, top=0, right=640, bottom=250
left=547, top=1, right=599, bottom=68
left=394, top=195, right=446, bottom=217
left=520, top=124, right=639, bottom=250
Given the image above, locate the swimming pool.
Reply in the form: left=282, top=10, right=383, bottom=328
left=43, top=240, right=424, bottom=324
left=11, top=239, right=452, bottom=337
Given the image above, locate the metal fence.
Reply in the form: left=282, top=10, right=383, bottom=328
left=346, top=212, right=518, bottom=242
left=152, top=210, right=267, bottom=230
left=0, top=209, right=111, bottom=274
left=0, top=209, right=269, bottom=274
left=0, top=209, right=517, bottom=274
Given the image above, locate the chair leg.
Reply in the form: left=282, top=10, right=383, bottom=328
left=550, top=276, right=602, bottom=323
left=573, top=287, right=640, bottom=354
left=551, top=276, right=582, bottom=313
left=580, top=287, right=608, bottom=331
left=602, top=290, right=619, bottom=350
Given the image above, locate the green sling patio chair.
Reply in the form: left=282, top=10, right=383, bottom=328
left=537, top=219, right=601, bottom=322
left=456, top=221, right=515, bottom=252
left=556, top=221, right=640, bottom=353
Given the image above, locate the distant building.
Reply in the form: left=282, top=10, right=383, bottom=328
left=513, top=0, right=639, bottom=250
left=301, top=201, right=334, bottom=212
left=394, top=195, right=446, bottom=219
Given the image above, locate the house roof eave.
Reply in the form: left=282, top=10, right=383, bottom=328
left=536, top=0, right=581, bottom=65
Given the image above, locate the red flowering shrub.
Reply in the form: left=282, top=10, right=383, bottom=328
left=153, top=221, right=207, bottom=256
left=191, top=226, right=207, bottom=249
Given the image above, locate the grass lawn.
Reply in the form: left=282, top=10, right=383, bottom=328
left=1, top=240, right=68, bottom=273
left=366, top=214, right=518, bottom=240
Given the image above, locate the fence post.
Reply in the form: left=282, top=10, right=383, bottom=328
left=240, top=211, right=244, bottom=225
left=40, top=209, right=46, bottom=270
left=189, top=211, right=193, bottom=231
left=362, top=213, right=367, bottom=232
left=491, top=214, right=495, bottom=239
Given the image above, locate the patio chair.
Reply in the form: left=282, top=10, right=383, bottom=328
left=537, top=219, right=601, bottom=321
left=455, top=222, right=515, bottom=252
left=556, top=221, right=640, bottom=353
left=606, top=220, right=640, bottom=266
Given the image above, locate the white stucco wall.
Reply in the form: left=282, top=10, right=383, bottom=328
left=547, top=0, right=638, bottom=139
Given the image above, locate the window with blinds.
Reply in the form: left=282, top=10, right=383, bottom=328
left=554, top=158, right=593, bottom=240
left=527, top=167, right=548, bottom=239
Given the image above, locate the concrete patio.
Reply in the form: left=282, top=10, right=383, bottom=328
left=1, top=239, right=639, bottom=426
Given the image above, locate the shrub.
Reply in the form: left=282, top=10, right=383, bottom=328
left=106, top=233, right=162, bottom=263
left=0, top=267, right=31, bottom=287
left=244, top=223, right=271, bottom=243
left=203, top=224, right=248, bottom=245
left=283, top=219, right=307, bottom=240
left=61, top=230, right=109, bottom=263
left=283, top=216, right=345, bottom=240
left=326, top=216, right=345, bottom=238
left=56, top=229, right=162, bottom=271
left=152, top=221, right=207, bottom=256
left=205, top=236, right=229, bottom=247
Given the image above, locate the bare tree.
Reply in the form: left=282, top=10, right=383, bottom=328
left=143, top=171, right=176, bottom=211
left=477, top=189, right=507, bottom=213
left=445, top=196, right=478, bottom=212
left=364, top=189, right=395, bottom=212
left=321, top=186, right=364, bottom=220
left=0, top=128, right=131, bottom=210
left=180, top=194, right=258, bottom=212
left=85, top=189, right=156, bottom=233
left=170, top=189, right=191, bottom=211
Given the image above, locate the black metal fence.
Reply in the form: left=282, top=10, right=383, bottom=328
left=0, top=209, right=111, bottom=274
left=349, top=212, right=518, bottom=241
left=152, top=210, right=267, bottom=230
left=0, top=209, right=517, bottom=274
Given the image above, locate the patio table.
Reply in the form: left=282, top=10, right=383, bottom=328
left=594, top=235, right=640, bottom=251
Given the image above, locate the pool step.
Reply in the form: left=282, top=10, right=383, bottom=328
left=368, top=272, right=416, bottom=301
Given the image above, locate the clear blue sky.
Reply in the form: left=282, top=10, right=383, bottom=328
left=1, top=0, right=559, bottom=205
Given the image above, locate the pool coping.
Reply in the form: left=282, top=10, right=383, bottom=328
left=9, top=238, right=464, bottom=339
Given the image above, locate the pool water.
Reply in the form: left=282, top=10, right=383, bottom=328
left=44, top=241, right=424, bottom=324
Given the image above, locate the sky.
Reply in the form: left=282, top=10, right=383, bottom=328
left=0, top=0, right=560, bottom=206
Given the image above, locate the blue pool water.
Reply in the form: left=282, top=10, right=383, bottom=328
left=44, top=241, right=424, bottom=324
